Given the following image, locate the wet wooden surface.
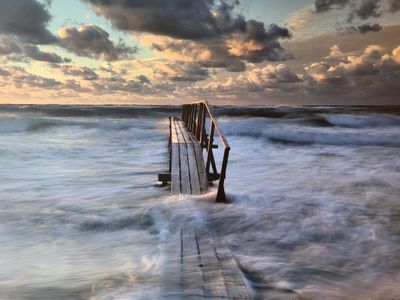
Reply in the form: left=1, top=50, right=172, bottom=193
left=170, top=117, right=208, bottom=195
left=162, top=226, right=250, bottom=299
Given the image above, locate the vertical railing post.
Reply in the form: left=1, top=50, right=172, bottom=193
left=196, top=103, right=204, bottom=141
left=206, top=122, right=215, bottom=175
left=188, top=105, right=192, bottom=131
left=181, top=105, right=186, bottom=124
left=192, top=104, right=198, bottom=135
left=216, top=147, right=230, bottom=202
left=190, top=105, right=195, bottom=132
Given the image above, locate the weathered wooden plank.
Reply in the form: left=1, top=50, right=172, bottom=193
left=170, top=117, right=208, bottom=196
left=161, top=232, right=184, bottom=299
left=180, top=121, right=208, bottom=194
left=193, top=142, right=208, bottom=194
left=177, top=142, right=191, bottom=194
left=171, top=126, right=179, bottom=144
left=171, top=143, right=181, bottom=194
left=186, top=143, right=201, bottom=195
left=196, top=231, right=229, bottom=299
left=177, top=120, right=195, bottom=144
left=215, top=239, right=249, bottom=300
left=172, top=119, right=191, bottom=194
left=181, top=228, right=204, bottom=298
left=175, top=120, right=200, bottom=194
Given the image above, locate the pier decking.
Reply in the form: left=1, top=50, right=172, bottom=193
left=170, top=117, right=208, bottom=195
left=158, top=102, right=249, bottom=299
left=159, top=100, right=230, bottom=203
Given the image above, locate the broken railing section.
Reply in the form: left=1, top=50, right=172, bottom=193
left=181, top=101, right=230, bottom=203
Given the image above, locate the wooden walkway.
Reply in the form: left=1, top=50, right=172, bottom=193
left=158, top=101, right=230, bottom=202
left=170, top=117, right=209, bottom=195
left=162, top=226, right=250, bottom=299
left=158, top=102, right=249, bottom=299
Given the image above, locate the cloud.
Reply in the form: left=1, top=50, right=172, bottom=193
left=314, top=0, right=349, bottom=13
left=58, top=25, right=136, bottom=61
left=23, top=45, right=64, bottom=63
left=84, top=0, right=236, bottom=40
left=195, top=44, right=400, bottom=104
left=14, top=72, right=62, bottom=89
left=0, top=0, right=57, bottom=44
left=61, top=65, right=99, bottom=80
left=84, top=0, right=291, bottom=70
left=314, top=0, right=400, bottom=18
left=346, top=23, right=382, bottom=33
left=63, top=79, right=92, bottom=93
left=0, top=37, right=22, bottom=55
left=0, top=67, right=10, bottom=76
left=348, top=0, right=382, bottom=21
left=0, top=37, right=69, bottom=64
left=313, top=0, right=400, bottom=34
left=244, top=64, right=301, bottom=84
left=166, top=63, right=210, bottom=82
left=390, top=0, right=400, bottom=12
left=90, top=75, right=171, bottom=96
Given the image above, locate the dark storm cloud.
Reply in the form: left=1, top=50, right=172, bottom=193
left=23, top=45, right=64, bottom=63
left=58, top=25, right=136, bottom=61
left=240, top=22, right=291, bottom=63
left=83, top=0, right=228, bottom=40
left=83, top=0, right=291, bottom=68
left=0, top=0, right=57, bottom=44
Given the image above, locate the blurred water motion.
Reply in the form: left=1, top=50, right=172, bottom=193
left=0, top=105, right=399, bottom=299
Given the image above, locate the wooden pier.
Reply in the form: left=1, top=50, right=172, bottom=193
left=158, top=101, right=249, bottom=299
left=159, top=100, right=231, bottom=203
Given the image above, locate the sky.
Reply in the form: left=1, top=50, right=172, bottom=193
left=0, top=0, right=399, bottom=105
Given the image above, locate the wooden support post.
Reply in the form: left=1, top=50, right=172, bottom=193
left=216, top=148, right=230, bottom=203
left=197, top=103, right=204, bottom=142
left=206, top=122, right=215, bottom=175
left=193, top=104, right=196, bottom=135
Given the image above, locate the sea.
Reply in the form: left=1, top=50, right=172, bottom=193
left=0, top=104, right=399, bottom=299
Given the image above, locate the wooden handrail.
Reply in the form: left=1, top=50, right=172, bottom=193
left=181, top=100, right=230, bottom=203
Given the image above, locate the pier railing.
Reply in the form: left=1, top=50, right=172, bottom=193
left=181, top=100, right=230, bottom=203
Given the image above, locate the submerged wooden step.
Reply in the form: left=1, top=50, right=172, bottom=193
left=162, top=227, right=250, bottom=299
left=170, top=117, right=208, bottom=195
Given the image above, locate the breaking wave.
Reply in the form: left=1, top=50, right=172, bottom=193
left=266, top=129, right=400, bottom=147
left=325, top=114, right=400, bottom=128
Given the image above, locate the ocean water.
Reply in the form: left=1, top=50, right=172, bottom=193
left=0, top=105, right=399, bottom=299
